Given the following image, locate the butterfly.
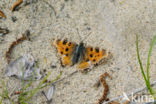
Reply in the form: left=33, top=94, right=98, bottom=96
left=53, top=39, right=108, bottom=71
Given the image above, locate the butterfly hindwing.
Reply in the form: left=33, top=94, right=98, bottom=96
left=86, top=47, right=107, bottom=64
left=78, top=47, right=108, bottom=70
left=53, top=39, right=77, bottom=66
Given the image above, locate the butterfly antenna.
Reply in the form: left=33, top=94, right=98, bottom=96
left=76, top=28, right=92, bottom=42
left=76, top=28, right=82, bottom=42
left=82, top=31, right=92, bottom=42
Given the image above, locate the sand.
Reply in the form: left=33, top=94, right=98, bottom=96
left=0, top=0, right=156, bottom=104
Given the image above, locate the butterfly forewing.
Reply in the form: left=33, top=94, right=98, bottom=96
left=53, top=39, right=77, bottom=66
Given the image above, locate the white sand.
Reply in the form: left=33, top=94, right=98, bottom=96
left=0, top=0, right=156, bottom=104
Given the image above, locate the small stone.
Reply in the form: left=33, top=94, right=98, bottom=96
left=51, top=65, right=57, bottom=69
left=11, top=16, right=17, bottom=22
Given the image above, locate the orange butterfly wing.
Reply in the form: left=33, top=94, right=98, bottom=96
left=78, top=47, right=108, bottom=70
left=53, top=39, right=76, bottom=66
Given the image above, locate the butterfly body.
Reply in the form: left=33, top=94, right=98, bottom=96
left=72, top=42, right=85, bottom=65
left=53, top=39, right=108, bottom=70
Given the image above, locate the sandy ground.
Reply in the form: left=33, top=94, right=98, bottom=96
left=0, top=0, right=156, bottom=104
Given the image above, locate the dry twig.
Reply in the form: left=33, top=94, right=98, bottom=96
left=53, top=70, right=78, bottom=85
left=0, top=28, right=9, bottom=35
left=11, top=0, right=23, bottom=12
left=96, top=72, right=112, bottom=104
left=5, top=30, right=30, bottom=63
left=0, top=10, right=6, bottom=18
left=108, top=100, right=129, bottom=104
left=108, top=101, right=120, bottom=104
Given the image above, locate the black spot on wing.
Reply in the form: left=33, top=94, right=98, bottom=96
left=95, top=48, right=99, bottom=53
left=90, top=54, right=93, bottom=57
left=90, top=48, right=93, bottom=51
left=68, top=42, right=71, bottom=46
left=63, top=39, right=67, bottom=45
left=61, top=51, right=63, bottom=54
left=65, top=48, right=69, bottom=51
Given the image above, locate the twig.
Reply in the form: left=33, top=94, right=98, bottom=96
left=103, top=81, right=156, bottom=104
left=108, top=101, right=120, bottom=104
left=5, top=30, right=30, bottom=63
left=0, top=28, right=9, bottom=35
left=11, top=0, right=23, bottom=12
left=52, top=70, right=78, bottom=85
left=42, top=0, right=56, bottom=16
left=0, top=10, right=6, bottom=18
left=96, top=72, right=112, bottom=104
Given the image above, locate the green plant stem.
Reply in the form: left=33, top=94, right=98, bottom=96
left=136, top=35, right=148, bottom=83
left=0, top=81, right=15, bottom=104
left=136, top=34, right=155, bottom=98
left=147, top=36, right=156, bottom=81
left=39, top=71, right=62, bottom=89
left=146, top=36, right=156, bottom=96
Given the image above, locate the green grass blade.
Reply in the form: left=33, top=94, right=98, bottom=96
left=0, top=81, right=15, bottom=104
left=147, top=36, right=156, bottom=81
left=136, top=35, right=147, bottom=82
left=19, top=62, right=40, bottom=103
left=136, top=34, right=156, bottom=98
left=19, top=70, right=62, bottom=103
left=22, top=61, right=40, bottom=91
left=25, top=71, right=52, bottom=101
left=39, top=71, right=62, bottom=89
left=146, top=35, right=156, bottom=96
